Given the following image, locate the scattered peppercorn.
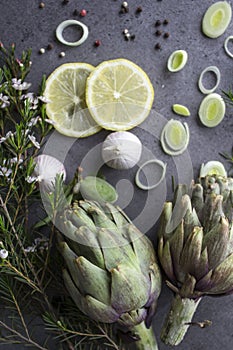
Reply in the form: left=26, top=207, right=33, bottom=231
left=125, top=32, right=131, bottom=40
left=155, top=20, right=161, bottom=26
left=155, top=43, right=161, bottom=50
left=136, top=6, right=142, bottom=13
left=39, top=48, right=45, bottom=54
left=59, top=52, right=66, bottom=57
left=94, top=40, right=101, bottom=47
left=130, top=34, right=136, bottom=40
left=164, top=32, right=170, bottom=38
left=80, top=9, right=87, bottom=17
left=39, top=2, right=45, bottom=8
left=155, top=30, right=162, bottom=36
left=62, top=0, right=69, bottom=4
left=73, top=9, right=79, bottom=16
left=47, top=43, right=53, bottom=50
left=163, top=19, right=169, bottom=25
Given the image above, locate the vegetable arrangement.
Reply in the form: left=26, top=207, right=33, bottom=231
left=0, top=1, right=233, bottom=350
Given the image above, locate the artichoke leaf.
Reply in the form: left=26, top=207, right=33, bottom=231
left=97, top=228, right=136, bottom=270
left=104, top=202, right=129, bottom=230
left=68, top=205, right=96, bottom=230
left=63, top=269, right=119, bottom=323
left=72, top=226, right=105, bottom=269
left=207, top=253, right=233, bottom=294
left=159, top=240, right=176, bottom=282
left=111, top=264, right=149, bottom=314
left=60, top=242, right=80, bottom=289
left=79, top=200, right=119, bottom=232
left=169, top=221, right=184, bottom=279
left=126, top=225, right=156, bottom=272
left=180, top=227, right=203, bottom=277
left=158, top=202, right=173, bottom=240
left=118, top=309, right=147, bottom=327
left=202, top=218, right=229, bottom=269
left=191, top=183, right=204, bottom=213
left=75, top=256, right=110, bottom=304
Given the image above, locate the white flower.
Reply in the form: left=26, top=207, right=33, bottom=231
left=0, top=249, right=8, bottom=259
left=44, top=118, right=56, bottom=125
left=38, top=96, right=50, bottom=103
left=28, top=116, right=41, bottom=127
left=12, top=78, right=31, bottom=91
left=10, top=156, right=23, bottom=165
left=28, top=135, right=40, bottom=149
left=26, top=175, right=39, bottom=183
left=24, top=246, right=36, bottom=253
left=0, top=93, right=10, bottom=108
left=0, top=166, right=12, bottom=177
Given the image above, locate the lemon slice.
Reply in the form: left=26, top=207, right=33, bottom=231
left=44, top=63, right=101, bottom=138
left=85, top=59, right=154, bottom=131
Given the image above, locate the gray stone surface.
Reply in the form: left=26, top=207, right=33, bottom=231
left=0, top=0, right=233, bottom=349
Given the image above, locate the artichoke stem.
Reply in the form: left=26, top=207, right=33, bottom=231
left=131, top=323, right=158, bottom=350
left=161, top=294, right=202, bottom=346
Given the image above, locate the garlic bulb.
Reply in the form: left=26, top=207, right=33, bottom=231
left=33, top=154, right=66, bottom=191
left=102, top=131, right=142, bottom=170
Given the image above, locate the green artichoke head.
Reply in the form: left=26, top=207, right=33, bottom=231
left=158, top=174, right=233, bottom=299
left=57, top=200, right=161, bottom=328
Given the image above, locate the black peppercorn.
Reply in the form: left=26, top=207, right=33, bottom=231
left=155, top=43, right=161, bottom=49
left=47, top=43, right=53, bottom=50
left=155, top=30, right=162, bottom=36
left=163, top=19, right=169, bottom=25
left=155, top=20, right=161, bottom=26
left=164, top=32, right=170, bottom=38
left=63, top=0, right=69, bottom=4
left=136, top=6, right=142, bottom=13
left=73, top=9, right=79, bottom=16
left=130, top=34, right=136, bottom=40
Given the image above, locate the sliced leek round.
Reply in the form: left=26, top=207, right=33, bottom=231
left=135, top=159, right=167, bottom=190
left=198, top=93, right=225, bottom=127
left=202, top=1, right=232, bottom=38
left=198, top=66, right=221, bottom=94
left=160, top=119, right=190, bottom=156
left=167, top=50, right=188, bottom=72
left=200, top=161, right=227, bottom=177
left=172, top=104, right=190, bottom=117
left=224, top=35, right=233, bottom=58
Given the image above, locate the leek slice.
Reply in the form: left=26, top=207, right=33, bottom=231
left=160, top=120, right=190, bottom=156
left=135, top=159, right=167, bottom=190
left=202, top=1, right=232, bottom=38
left=198, top=93, right=225, bottom=127
left=167, top=50, right=188, bottom=72
left=224, top=35, right=233, bottom=58
left=198, top=66, right=221, bottom=94
left=172, top=104, right=190, bottom=117
left=200, top=161, right=227, bottom=177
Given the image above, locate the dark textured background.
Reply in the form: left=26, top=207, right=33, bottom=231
left=0, top=0, right=233, bottom=349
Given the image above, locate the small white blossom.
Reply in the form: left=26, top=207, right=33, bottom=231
left=0, top=166, right=12, bottom=177
left=21, top=92, right=38, bottom=109
left=38, top=96, right=50, bottom=103
left=28, top=135, right=40, bottom=149
left=24, top=246, right=36, bottom=253
left=0, top=131, right=15, bottom=143
left=10, top=156, right=24, bottom=165
left=44, top=118, right=56, bottom=125
left=0, top=249, right=8, bottom=259
left=26, top=175, right=39, bottom=183
left=28, top=116, right=41, bottom=127
left=12, top=78, right=31, bottom=91
left=0, top=93, right=10, bottom=108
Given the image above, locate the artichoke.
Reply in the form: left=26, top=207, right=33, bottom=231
left=158, top=174, right=233, bottom=346
left=57, top=199, right=161, bottom=349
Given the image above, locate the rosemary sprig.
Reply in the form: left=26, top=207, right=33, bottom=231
left=0, top=44, right=124, bottom=350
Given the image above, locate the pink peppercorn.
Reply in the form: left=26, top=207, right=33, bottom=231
left=80, top=9, right=87, bottom=17
left=94, top=40, right=101, bottom=47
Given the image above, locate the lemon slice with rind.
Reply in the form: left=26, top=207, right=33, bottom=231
left=44, top=63, right=101, bottom=138
left=86, top=59, right=154, bottom=131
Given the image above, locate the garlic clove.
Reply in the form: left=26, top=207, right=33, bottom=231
left=102, top=131, right=142, bottom=170
left=33, top=154, right=66, bottom=191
